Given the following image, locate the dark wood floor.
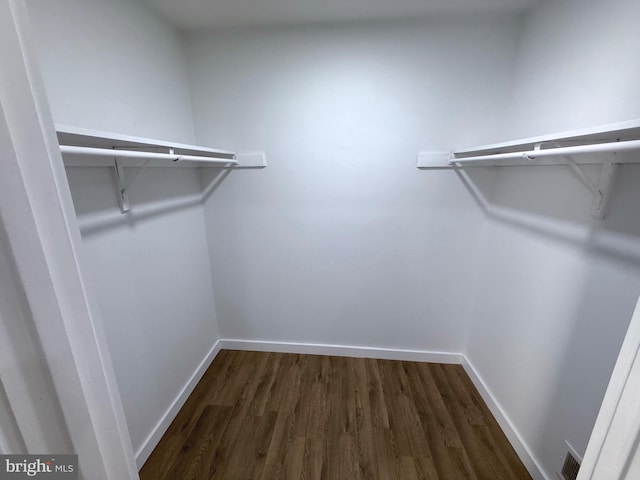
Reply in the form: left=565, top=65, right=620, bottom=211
left=140, top=350, right=531, bottom=480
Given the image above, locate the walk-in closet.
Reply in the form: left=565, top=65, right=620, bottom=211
left=1, top=0, right=639, bottom=478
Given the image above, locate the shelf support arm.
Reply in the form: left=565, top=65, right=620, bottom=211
left=114, top=149, right=175, bottom=213
left=563, top=154, right=600, bottom=196
left=114, top=158, right=130, bottom=213
left=591, top=163, right=616, bottom=220
left=561, top=154, right=616, bottom=219
left=122, top=158, right=152, bottom=195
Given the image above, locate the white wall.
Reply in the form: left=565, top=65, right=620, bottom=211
left=466, top=0, right=640, bottom=477
left=26, top=0, right=196, bottom=143
left=65, top=168, right=219, bottom=459
left=26, top=0, right=219, bottom=463
left=467, top=163, right=640, bottom=478
left=185, top=16, right=519, bottom=353
left=508, top=0, right=640, bottom=138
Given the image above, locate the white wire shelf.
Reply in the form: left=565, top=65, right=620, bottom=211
left=56, top=124, right=237, bottom=167
left=56, top=125, right=266, bottom=213
left=452, top=119, right=640, bottom=166
left=416, top=119, right=640, bottom=219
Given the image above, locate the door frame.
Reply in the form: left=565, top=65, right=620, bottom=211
left=577, top=295, right=640, bottom=479
left=0, top=0, right=138, bottom=478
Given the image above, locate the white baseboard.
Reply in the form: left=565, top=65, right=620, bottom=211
left=134, top=339, right=222, bottom=468
left=462, top=355, right=553, bottom=480
left=218, top=339, right=464, bottom=364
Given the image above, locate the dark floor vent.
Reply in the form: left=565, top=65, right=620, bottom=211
left=561, top=450, right=581, bottom=480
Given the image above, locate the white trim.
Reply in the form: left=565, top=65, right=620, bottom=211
left=462, top=356, right=552, bottom=480
left=1, top=1, right=137, bottom=477
left=219, top=338, right=463, bottom=364
left=577, top=295, right=640, bottom=480
left=135, top=340, right=223, bottom=468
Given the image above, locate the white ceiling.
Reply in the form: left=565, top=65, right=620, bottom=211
left=137, top=0, right=541, bottom=31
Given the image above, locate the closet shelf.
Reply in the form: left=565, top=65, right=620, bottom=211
left=416, top=119, right=640, bottom=220
left=56, top=124, right=237, bottom=168
left=60, top=145, right=238, bottom=166
left=451, top=119, right=640, bottom=167
left=56, top=125, right=267, bottom=213
left=452, top=139, right=640, bottom=166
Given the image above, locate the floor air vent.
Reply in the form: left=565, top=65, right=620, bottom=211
left=561, top=450, right=581, bottom=480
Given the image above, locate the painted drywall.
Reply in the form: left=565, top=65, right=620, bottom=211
left=25, top=0, right=219, bottom=461
left=507, top=0, right=640, bottom=138
left=466, top=164, right=640, bottom=478
left=26, top=0, right=196, bottom=143
left=185, top=16, right=519, bottom=353
left=466, top=0, right=640, bottom=477
left=64, top=167, right=219, bottom=456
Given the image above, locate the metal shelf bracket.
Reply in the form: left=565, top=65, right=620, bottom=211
left=562, top=155, right=616, bottom=219
left=114, top=158, right=131, bottom=213
left=591, top=163, right=616, bottom=220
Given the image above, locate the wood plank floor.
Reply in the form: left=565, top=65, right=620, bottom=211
left=140, top=350, right=532, bottom=480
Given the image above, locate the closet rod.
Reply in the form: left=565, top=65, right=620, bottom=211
left=60, top=145, right=238, bottom=165
left=452, top=139, right=640, bottom=164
